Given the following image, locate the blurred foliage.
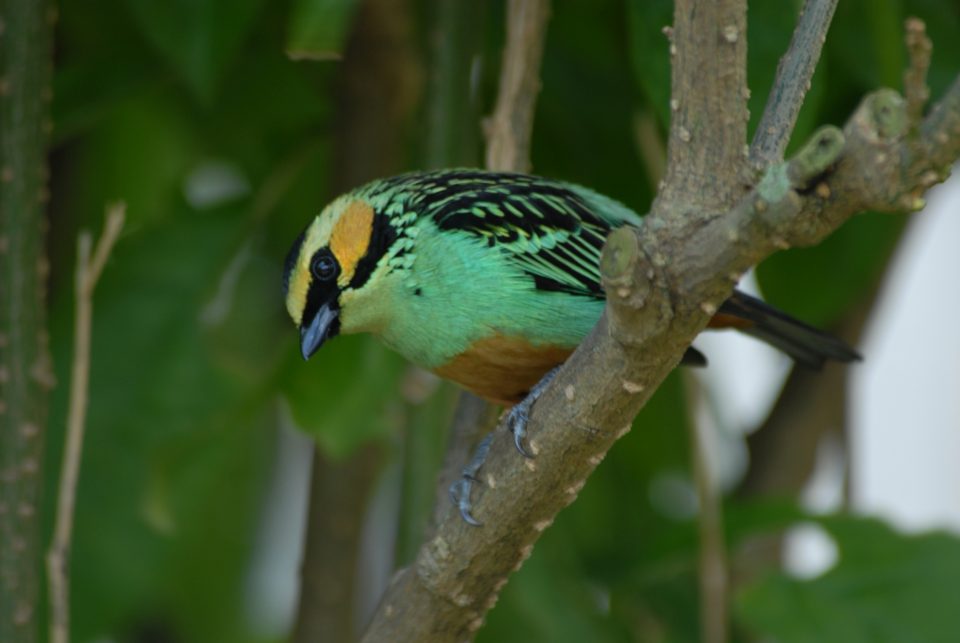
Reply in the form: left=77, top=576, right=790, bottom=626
left=38, top=0, right=960, bottom=641
left=737, top=516, right=960, bottom=643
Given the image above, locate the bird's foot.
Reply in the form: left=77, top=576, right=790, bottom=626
left=449, top=367, right=561, bottom=525
left=505, top=366, right=560, bottom=458
left=449, top=434, right=493, bottom=526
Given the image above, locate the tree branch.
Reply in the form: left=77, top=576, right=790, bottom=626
left=657, top=0, right=749, bottom=211
left=361, top=20, right=960, bottom=640
left=484, top=0, right=550, bottom=173
left=751, top=0, right=839, bottom=167
left=47, top=204, right=124, bottom=643
left=0, top=1, right=55, bottom=640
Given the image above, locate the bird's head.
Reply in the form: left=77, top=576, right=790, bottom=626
left=283, top=196, right=396, bottom=360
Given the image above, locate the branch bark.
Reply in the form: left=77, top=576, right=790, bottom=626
left=656, top=0, right=748, bottom=212
left=47, top=205, right=125, bottom=643
left=751, top=0, right=839, bottom=167
left=0, top=1, right=55, bottom=641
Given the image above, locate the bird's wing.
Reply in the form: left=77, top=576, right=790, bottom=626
left=399, top=170, right=638, bottom=299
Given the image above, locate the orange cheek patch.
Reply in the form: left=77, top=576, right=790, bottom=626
left=329, top=200, right=375, bottom=285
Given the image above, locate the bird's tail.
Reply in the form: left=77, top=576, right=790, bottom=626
left=717, top=291, right=861, bottom=368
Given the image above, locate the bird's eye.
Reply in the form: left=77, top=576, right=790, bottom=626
left=311, top=252, right=339, bottom=282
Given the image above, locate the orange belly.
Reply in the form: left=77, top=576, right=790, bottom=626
left=434, top=311, right=754, bottom=405
left=433, top=335, right=573, bottom=406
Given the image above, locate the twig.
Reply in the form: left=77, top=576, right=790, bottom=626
left=751, top=0, right=839, bottom=168
left=484, top=0, right=551, bottom=173
left=904, top=18, right=932, bottom=137
left=47, top=204, right=125, bottom=643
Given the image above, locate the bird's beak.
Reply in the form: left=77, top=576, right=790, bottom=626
left=300, top=303, right=338, bottom=360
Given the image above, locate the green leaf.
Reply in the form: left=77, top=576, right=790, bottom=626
left=124, top=0, right=267, bottom=101
left=286, top=0, right=361, bottom=61
left=737, top=516, right=960, bottom=643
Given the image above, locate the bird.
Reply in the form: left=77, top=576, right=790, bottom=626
left=282, top=168, right=860, bottom=522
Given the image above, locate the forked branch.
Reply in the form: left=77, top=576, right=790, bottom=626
left=47, top=204, right=125, bottom=643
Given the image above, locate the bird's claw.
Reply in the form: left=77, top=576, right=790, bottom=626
left=507, top=405, right=534, bottom=458
left=448, top=433, right=493, bottom=526
left=448, top=367, right=561, bottom=524
left=449, top=477, right=483, bottom=526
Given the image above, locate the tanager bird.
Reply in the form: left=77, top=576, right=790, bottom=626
left=283, top=169, right=859, bottom=521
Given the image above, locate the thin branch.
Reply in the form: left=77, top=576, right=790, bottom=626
left=484, top=0, right=551, bottom=173
left=656, top=0, right=749, bottom=212
left=47, top=203, right=125, bottom=643
left=751, top=0, right=839, bottom=167
left=904, top=18, right=933, bottom=154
